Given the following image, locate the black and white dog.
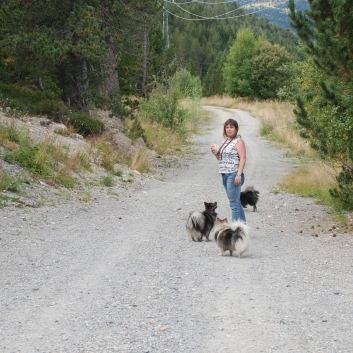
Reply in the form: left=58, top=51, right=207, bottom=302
left=186, top=202, right=217, bottom=242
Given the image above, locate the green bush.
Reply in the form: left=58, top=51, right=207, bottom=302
left=0, top=172, right=19, bottom=191
left=69, top=113, right=105, bottom=136
left=169, top=69, right=202, bottom=100
left=139, top=69, right=202, bottom=133
left=101, top=175, right=115, bottom=187
left=4, top=142, right=52, bottom=176
left=33, top=100, right=70, bottom=121
left=0, top=83, right=44, bottom=112
left=128, top=118, right=146, bottom=142
left=141, top=88, right=186, bottom=131
left=0, top=82, right=70, bottom=120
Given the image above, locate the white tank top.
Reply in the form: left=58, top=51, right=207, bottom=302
left=218, top=136, right=242, bottom=174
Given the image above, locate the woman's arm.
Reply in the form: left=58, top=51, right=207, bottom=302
left=234, top=140, right=246, bottom=185
left=211, top=145, right=220, bottom=160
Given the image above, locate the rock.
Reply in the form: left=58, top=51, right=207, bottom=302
left=48, top=123, right=67, bottom=132
left=40, top=119, right=51, bottom=127
left=134, top=137, right=146, bottom=148
left=111, top=131, right=136, bottom=156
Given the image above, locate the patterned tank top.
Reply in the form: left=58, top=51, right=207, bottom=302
left=218, top=136, right=242, bottom=174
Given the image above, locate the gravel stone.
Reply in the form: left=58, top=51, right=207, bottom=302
left=0, top=107, right=352, bottom=352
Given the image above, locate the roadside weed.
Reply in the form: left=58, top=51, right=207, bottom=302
left=101, top=175, right=115, bottom=187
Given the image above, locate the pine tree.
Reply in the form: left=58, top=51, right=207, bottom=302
left=289, top=0, right=353, bottom=208
left=202, top=50, right=226, bottom=97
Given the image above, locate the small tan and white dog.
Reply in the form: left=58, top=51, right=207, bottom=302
left=212, top=218, right=250, bottom=258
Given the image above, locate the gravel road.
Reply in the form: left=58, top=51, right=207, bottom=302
left=1, top=107, right=352, bottom=353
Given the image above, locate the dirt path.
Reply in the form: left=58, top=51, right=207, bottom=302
left=1, top=107, right=352, bottom=352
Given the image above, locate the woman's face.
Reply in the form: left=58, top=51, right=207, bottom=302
left=225, top=124, right=237, bottom=138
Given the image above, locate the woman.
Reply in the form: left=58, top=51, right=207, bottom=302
left=211, top=118, right=246, bottom=224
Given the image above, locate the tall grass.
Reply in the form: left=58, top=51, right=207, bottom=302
left=129, top=146, right=153, bottom=172
left=279, top=162, right=344, bottom=210
left=90, top=133, right=121, bottom=171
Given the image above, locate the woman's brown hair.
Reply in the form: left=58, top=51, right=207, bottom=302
left=223, top=119, right=239, bottom=138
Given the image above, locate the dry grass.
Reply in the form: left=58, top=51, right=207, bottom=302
left=129, top=146, right=153, bottom=173
left=89, top=132, right=122, bottom=171
left=202, top=95, right=241, bottom=108
left=280, top=162, right=336, bottom=196
left=138, top=118, right=186, bottom=155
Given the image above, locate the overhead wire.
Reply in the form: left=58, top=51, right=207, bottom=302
left=168, top=0, right=267, bottom=19
left=163, top=8, right=268, bottom=20
left=159, top=0, right=288, bottom=21
left=164, top=0, right=240, bottom=4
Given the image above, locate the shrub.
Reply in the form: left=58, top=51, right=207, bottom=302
left=69, top=113, right=105, bottom=137
left=33, top=100, right=70, bottom=121
left=0, top=172, right=18, bottom=191
left=101, top=175, right=115, bottom=187
left=139, top=69, right=202, bottom=133
left=169, top=69, right=202, bottom=100
left=128, top=118, right=146, bottom=142
left=5, top=143, right=35, bottom=168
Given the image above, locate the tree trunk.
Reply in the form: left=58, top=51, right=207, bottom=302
left=67, top=55, right=89, bottom=112
left=141, top=22, right=148, bottom=97
left=103, top=47, right=120, bottom=95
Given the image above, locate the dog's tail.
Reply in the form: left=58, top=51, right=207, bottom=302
left=216, top=227, right=233, bottom=242
left=243, top=186, right=259, bottom=195
left=186, top=212, right=205, bottom=241
left=229, top=220, right=250, bottom=255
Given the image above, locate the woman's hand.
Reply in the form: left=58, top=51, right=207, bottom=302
left=211, top=144, right=219, bottom=158
left=234, top=174, right=242, bottom=185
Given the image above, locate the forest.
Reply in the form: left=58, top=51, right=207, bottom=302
left=0, top=0, right=352, bottom=208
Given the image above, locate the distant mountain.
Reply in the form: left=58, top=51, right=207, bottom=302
left=235, top=0, right=309, bottom=29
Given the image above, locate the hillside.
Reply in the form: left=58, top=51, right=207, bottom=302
left=167, top=0, right=300, bottom=79
left=236, top=0, right=309, bottom=29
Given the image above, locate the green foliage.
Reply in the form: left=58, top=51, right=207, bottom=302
left=101, top=175, right=115, bottom=187
left=169, top=69, right=202, bottom=100
left=0, top=172, right=20, bottom=192
left=251, top=42, right=292, bottom=99
left=69, top=113, right=105, bottom=136
left=128, top=118, right=146, bottom=142
left=223, top=28, right=291, bottom=99
left=329, top=167, right=353, bottom=210
left=185, top=59, right=199, bottom=77
left=202, top=50, right=227, bottom=97
left=140, top=69, right=202, bottom=133
left=0, top=83, right=70, bottom=120
left=4, top=142, right=51, bottom=176
left=289, top=0, right=353, bottom=207
left=33, top=100, right=70, bottom=120
left=223, top=27, right=257, bottom=98
left=168, top=1, right=299, bottom=86
left=0, top=1, right=162, bottom=113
